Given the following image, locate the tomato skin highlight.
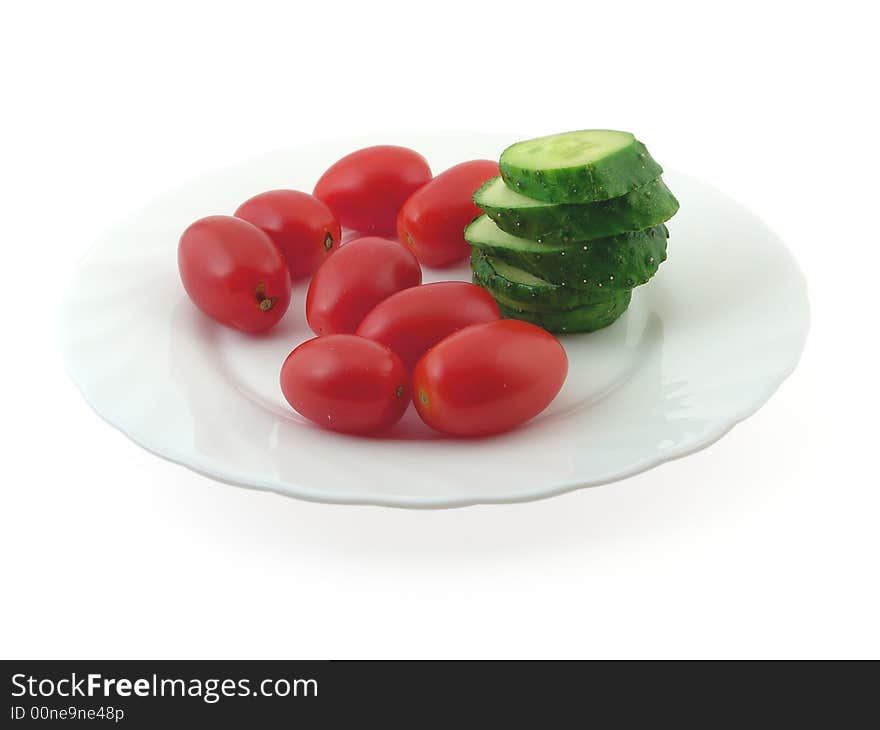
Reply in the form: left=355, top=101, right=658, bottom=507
left=178, top=215, right=291, bottom=333
left=412, top=320, right=568, bottom=436
left=397, top=159, right=500, bottom=267
left=280, top=335, right=410, bottom=434
left=356, top=282, right=500, bottom=371
left=234, top=190, right=340, bottom=279
left=313, top=145, right=432, bottom=235
left=306, top=236, right=422, bottom=335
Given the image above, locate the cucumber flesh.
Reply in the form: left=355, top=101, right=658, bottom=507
left=470, top=249, right=612, bottom=312
left=497, top=292, right=632, bottom=334
left=507, top=130, right=633, bottom=169
left=489, top=257, right=547, bottom=286
left=465, top=215, right=667, bottom=292
left=474, top=176, right=549, bottom=210
left=499, top=130, right=662, bottom=203
left=474, top=176, right=679, bottom=244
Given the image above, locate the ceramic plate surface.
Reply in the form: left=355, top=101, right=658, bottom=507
left=61, top=133, right=809, bottom=508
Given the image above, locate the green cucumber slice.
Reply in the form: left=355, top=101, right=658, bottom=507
left=474, top=176, right=678, bottom=244
left=499, top=130, right=663, bottom=203
left=470, top=249, right=611, bottom=312
left=465, top=215, right=667, bottom=292
left=497, top=292, right=632, bottom=334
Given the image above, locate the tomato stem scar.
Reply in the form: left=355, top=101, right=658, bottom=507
left=254, top=281, right=277, bottom=312
left=324, top=232, right=334, bottom=251
left=395, top=385, right=404, bottom=399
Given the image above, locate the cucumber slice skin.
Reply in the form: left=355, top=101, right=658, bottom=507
left=475, top=176, right=679, bottom=244
left=470, top=249, right=611, bottom=312
left=496, top=291, right=632, bottom=334
left=466, top=216, right=668, bottom=292
left=500, top=131, right=663, bottom=204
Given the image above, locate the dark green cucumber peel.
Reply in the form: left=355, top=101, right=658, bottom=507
left=465, top=215, right=668, bottom=293
left=496, top=291, right=632, bottom=334
left=499, top=130, right=663, bottom=204
left=470, top=249, right=611, bottom=312
left=474, top=176, right=679, bottom=244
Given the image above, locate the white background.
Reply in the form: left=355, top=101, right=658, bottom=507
left=1, top=1, right=877, bottom=659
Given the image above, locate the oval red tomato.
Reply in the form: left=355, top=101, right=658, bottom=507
left=280, top=335, right=410, bottom=434
left=306, top=236, right=422, bottom=335
left=313, top=145, right=432, bottom=235
left=412, top=319, right=568, bottom=436
left=356, top=282, right=500, bottom=370
left=397, top=159, right=499, bottom=267
left=178, top=215, right=291, bottom=333
left=234, top=189, right=340, bottom=279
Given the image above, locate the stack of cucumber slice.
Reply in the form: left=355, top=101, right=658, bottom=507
left=466, top=130, right=679, bottom=333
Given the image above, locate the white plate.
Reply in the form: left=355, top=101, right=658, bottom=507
left=61, top=134, right=809, bottom=508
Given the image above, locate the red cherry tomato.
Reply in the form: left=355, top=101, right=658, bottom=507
left=280, top=335, right=410, bottom=434
left=356, top=282, right=500, bottom=371
left=178, top=215, right=291, bottom=333
left=306, top=236, right=422, bottom=335
left=413, top=319, right=568, bottom=436
left=397, top=159, right=500, bottom=267
left=234, top=190, right=340, bottom=279
left=313, top=145, right=432, bottom=235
